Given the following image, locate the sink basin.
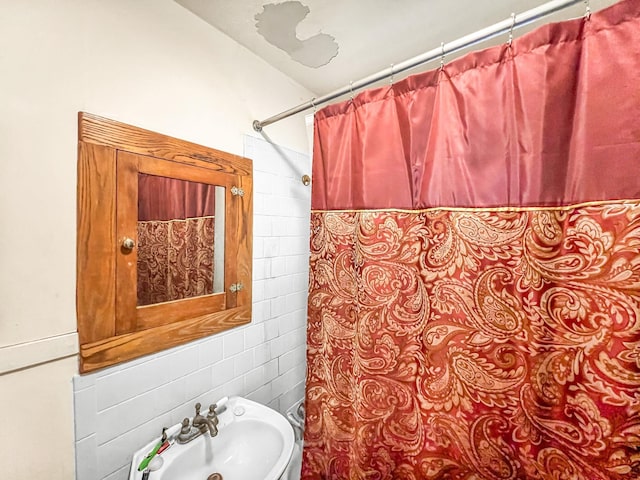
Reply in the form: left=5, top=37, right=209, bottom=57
left=129, top=396, right=295, bottom=480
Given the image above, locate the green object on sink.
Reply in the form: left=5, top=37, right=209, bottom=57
left=137, top=441, right=163, bottom=472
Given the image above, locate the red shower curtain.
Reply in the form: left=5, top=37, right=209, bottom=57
left=303, top=1, right=640, bottom=479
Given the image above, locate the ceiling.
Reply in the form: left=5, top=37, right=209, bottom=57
left=175, top=0, right=618, bottom=97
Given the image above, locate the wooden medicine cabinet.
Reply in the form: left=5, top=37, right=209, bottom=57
left=77, top=113, right=252, bottom=373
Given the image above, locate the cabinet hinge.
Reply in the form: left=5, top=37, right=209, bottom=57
left=230, top=283, right=244, bottom=293
left=231, top=186, right=244, bottom=197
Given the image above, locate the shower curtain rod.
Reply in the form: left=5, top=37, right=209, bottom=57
left=253, top=0, right=587, bottom=131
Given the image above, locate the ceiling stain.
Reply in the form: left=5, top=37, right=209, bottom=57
left=255, top=1, right=339, bottom=68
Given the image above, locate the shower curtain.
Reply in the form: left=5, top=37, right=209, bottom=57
left=302, top=1, right=640, bottom=479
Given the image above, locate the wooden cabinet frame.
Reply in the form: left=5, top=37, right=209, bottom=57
left=77, top=112, right=252, bottom=373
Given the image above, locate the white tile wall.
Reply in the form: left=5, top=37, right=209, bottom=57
left=72, top=135, right=311, bottom=480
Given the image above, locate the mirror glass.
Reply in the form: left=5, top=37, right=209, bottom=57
left=136, top=173, right=225, bottom=306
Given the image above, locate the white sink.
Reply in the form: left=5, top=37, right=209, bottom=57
left=129, top=396, right=295, bottom=480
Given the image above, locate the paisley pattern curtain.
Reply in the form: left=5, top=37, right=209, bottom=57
left=303, top=1, right=640, bottom=479
left=137, top=217, right=215, bottom=305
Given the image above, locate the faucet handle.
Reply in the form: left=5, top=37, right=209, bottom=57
left=207, top=404, right=218, bottom=422
left=177, top=417, right=192, bottom=443
left=180, top=418, right=191, bottom=434
left=194, top=402, right=202, bottom=416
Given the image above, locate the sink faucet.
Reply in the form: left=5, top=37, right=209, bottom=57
left=177, top=402, right=219, bottom=444
left=193, top=402, right=218, bottom=437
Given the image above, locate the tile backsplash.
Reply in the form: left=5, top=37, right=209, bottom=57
left=73, top=135, right=311, bottom=480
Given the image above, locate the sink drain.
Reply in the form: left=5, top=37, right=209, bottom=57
left=207, top=474, right=222, bottom=480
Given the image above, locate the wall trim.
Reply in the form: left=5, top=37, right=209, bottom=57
left=0, top=333, right=78, bottom=375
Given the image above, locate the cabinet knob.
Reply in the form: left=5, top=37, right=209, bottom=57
left=122, top=237, right=135, bottom=251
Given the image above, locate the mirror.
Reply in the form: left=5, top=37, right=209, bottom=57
left=77, top=112, right=252, bottom=373
left=136, top=174, right=226, bottom=305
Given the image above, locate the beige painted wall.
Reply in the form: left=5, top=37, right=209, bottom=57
left=0, top=0, right=313, bottom=477
left=0, top=358, right=77, bottom=478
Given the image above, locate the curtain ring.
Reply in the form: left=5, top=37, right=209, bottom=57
left=439, top=42, right=445, bottom=70
left=349, top=81, right=355, bottom=101
left=584, top=0, right=591, bottom=20
left=389, top=64, right=394, bottom=85
left=310, top=97, right=317, bottom=113
left=508, top=13, right=516, bottom=46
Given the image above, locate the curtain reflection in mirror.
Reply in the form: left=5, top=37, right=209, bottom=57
left=137, top=174, right=215, bottom=306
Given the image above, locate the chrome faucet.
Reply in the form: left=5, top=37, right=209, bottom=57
left=177, top=402, right=219, bottom=444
